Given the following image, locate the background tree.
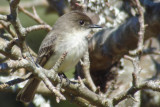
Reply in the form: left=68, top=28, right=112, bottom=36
left=0, top=0, right=160, bottom=107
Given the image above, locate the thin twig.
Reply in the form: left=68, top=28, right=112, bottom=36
left=124, top=55, right=141, bottom=86
left=0, top=0, right=48, bottom=14
left=0, top=40, right=19, bottom=60
left=36, top=52, right=68, bottom=102
left=52, top=52, right=67, bottom=72
left=0, top=20, right=17, bottom=38
left=39, top=69, right=66, bottom=101
left=134, top=0, right=145, bottom=53
left=18, top=6, right=52, bottom=31
left=0, top=73, right=33, bottom=89
left=19, top=6, right=44, bottom=25
left=81, top=51, right=96, bottom=92
left=32, top=6, right=46, bottom=24
left=78, top=76, right=85, bottom=88
left=112, top=80, right=160, bottom=106
left=25, top=24, right=51, bottom=33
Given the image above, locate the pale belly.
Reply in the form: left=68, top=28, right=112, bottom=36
left=43, top=37, right=88, bottom=72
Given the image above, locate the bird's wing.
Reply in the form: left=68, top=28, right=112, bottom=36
left=36, top=32, right=57, bottom=67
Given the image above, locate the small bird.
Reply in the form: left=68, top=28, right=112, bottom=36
left=16, top=11, right=101, bottom=102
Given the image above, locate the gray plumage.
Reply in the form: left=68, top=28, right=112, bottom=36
left=16, top=11, right=100, bottom=102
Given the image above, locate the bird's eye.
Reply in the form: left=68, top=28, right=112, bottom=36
left=79, top=20, right=85, bottom=25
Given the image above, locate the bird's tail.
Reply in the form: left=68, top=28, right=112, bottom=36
left=16, top=78, right=40, bottom=103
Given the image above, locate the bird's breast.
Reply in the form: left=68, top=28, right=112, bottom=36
left=44, top=32, right=89, bottom=72
left=57, top=34, right=88, bottom=72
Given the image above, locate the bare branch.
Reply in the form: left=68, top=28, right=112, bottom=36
left=81, top=51, right=96, bottom=92
left=1, top=0, right=160, bottom=106
left=0, top=73, right=32, bottom=89
left=52, top=52, right=67, bottom=72
left=18, top=6, right=45, bottom=25
left=0, top=20, right=17, bottom=38
left=134, top=0, right=145, bottom=52
left=88, top=2, right=160, bottom=73
left=113, top=80, right=160, bottom=106
left=25, top=25, right=51, bottom=34
left=0, top=57, right=110, bottom=106
left=0, top=59, right=28, bottom=71
left=18, top=6, right=52, bottom=31
left=0, top=0, right=48, bottom=14
left=124, top=55, right=141, bottom=86
left=40, top=68, right=66, bottom=101
left=0, top=39, right=19, bottom=60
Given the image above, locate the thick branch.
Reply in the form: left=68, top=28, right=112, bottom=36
left=0, top=58, right=109, bottom=106
left=89, top=2, right=160, bottom=72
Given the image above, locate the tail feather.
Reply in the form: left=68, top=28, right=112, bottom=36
left=16, top=78, right=40, bottom=103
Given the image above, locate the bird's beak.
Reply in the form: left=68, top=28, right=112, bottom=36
left=89, top=24, right=102, bottom=28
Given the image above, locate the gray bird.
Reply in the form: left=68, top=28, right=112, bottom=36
left=17, top=11, right=101, bottom=102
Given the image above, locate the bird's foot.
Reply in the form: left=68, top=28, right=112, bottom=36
left=58, top=73, right=70, bottom=85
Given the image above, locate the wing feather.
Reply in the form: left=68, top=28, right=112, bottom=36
left=36, top=32, right=57, bottom=67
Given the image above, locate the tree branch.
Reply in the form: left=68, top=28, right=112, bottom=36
left=0, top=73, right=32, bottom=89
left=89, top=2, right=160, bottom=72
left=81, top=51, right=96, bottom=92
left=134, top=0, right=145, bottom=52
left=25, top=25, right=51, bottom=33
